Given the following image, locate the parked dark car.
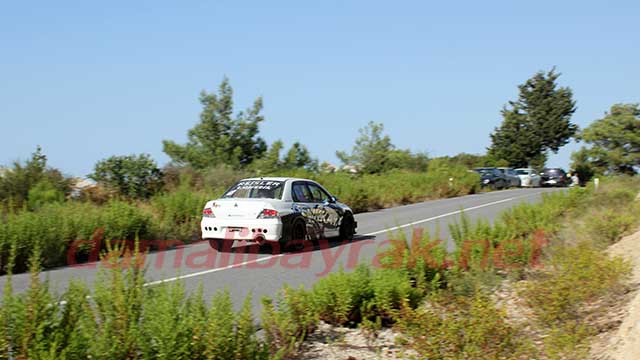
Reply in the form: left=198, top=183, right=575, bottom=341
left=496, top=167, right=521, bottom=188
left=473, top=168, right=509, bottom=190
left=541, top=168, right=569, bottom=187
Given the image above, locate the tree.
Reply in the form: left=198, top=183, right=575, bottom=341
left=250, top=141, right=318, bottom=173
left=249, top=140, right=284, bottom=174
left=336, top=121, right=395, bottom=174
left=90, top=154, right=163, bottom=199
left=0, top=146, right=70, bottom=211
left=337, top=121, right=430, bottom=174
left=570, top=147, right=596, bottom=183
left=27, top=180, right=65, bottom=210
left=573, top=104, right=640, bottom=175
left=162, top=78, right=267, bottom=169
left=387, top=149, right=429, bottom=172
left=488, top=68, right=577, bottom=168
left=282, top=142, right=318, bottom=171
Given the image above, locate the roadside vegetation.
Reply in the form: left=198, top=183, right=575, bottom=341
left=1, top=176, right=638, bottom=359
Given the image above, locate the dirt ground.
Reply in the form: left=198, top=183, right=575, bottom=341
left=592, top=229, right=640, bottom=360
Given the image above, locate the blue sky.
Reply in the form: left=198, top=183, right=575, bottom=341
left=1, top=0, right=638, bottom=176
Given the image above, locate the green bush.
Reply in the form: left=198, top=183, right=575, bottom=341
left=150, top=186, right=210, bottom=242
left=520, top=243, right=631, bottom=325
left=0, top=244, right=273, bottom=360
left=261, top=285, right=318, bottom=359
left=584, top=207, right=638, bottom=245
left=377, top=228, right=446, bottom=293
left=396, top=292, right=533, bottom=359
left=0, top=146, right=71, bottom=212
left=311, top=264, right=423, bottom=327
left=0, top=200, right=152, bottom=273
left=101, top=200, right=152, bottom=241
left=311, top=266, right=365, bottom=326
left=27, top=179, right=65, bottom=211
left=90, top=153, right=163, bottom=200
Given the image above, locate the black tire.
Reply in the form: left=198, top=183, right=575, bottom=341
left=293, top=220, right=306, bottom=242
left=208, top=239, right=224, bottom=251
left=339, top=213, right=356, bottom=241
left=280, top=220, right=306, bottom=252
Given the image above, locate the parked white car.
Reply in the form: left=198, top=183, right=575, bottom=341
left=201, top=177, right=357, bottom=250
left=515, top=168, right=541, bottom=187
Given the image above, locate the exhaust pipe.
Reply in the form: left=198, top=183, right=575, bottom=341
left=254, top=234, right=266, bottom=244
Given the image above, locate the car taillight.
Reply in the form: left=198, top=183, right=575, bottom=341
left=202, top=208, right=215, bottom=218
left=258, top=209, right=278, bottom=219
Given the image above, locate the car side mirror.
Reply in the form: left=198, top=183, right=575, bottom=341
left=329, top=196, right=337, bottom=203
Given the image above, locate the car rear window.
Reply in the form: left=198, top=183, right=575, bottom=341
left=543, top=169, right=564, bottom=175
left=222, top=180, right=284, bottom=199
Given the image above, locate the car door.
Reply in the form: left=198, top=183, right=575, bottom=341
left=530, top=170, right=541, bottom=187
left=494, top=169, right=507, bottom=188
left=306, top=182, right=342, bottom=237
left=291, top=181, right=323, bottom=238
left=507, top=169, right=519, bottom=186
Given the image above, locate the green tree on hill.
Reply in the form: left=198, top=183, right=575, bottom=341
left=337, top=121, right=394, bottom=174
left=90, top=154, right=163, bottom=199
left=283, top=142, right=318, bottom=171
left=572, top=103, right=640, bottom=175
left=489, top=68, right=577, bottom=168
left=337, top=121, right=429, bottom=174
left=249, top=140, right=318, bottom=173
left=0, top=146, right=70, bottom=211
left=163, top=78, right=267, bottom=169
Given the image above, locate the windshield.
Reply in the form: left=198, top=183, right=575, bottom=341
left=516, top=169, right=529, bottom=175
left=222, top=180, right=284, bottom=199
left=474, top=168, right=494, bottom=175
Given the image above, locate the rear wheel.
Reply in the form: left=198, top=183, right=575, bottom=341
left=208, top=239, right=224, bottom=251
left=281, top=220, right=306, bottom=252
left=339, top=213, right=356, bottom=241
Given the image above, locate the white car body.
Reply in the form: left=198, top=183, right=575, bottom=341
left=515, top=168, right=541, bottom=187
left=201, top=177, right=356, bottom=248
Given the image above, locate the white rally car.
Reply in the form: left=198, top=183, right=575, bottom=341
left=201, top=177, right=357, bottom=250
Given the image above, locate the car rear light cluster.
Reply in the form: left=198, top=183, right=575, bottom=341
left=202, top=208, right=215, bottom=218
left=258, top=209, right=278, bottom=219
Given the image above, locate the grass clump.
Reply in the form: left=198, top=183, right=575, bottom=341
left=261, top=285, right=317, bottom=359
left=396, top=291, right=533, bottom=359
left=311, top=264, right=424, bottom=328
left=149, top=185, right=210, bottom=242
left=520, top=243, right=631, bottom=325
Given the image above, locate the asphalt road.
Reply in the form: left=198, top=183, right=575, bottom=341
left=0, top=187, right=561, bottom=311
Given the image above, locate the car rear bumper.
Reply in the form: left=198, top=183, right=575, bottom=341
left=542, top=178, right=564, bottom=186
left=201, top=218, right=283, bottom=242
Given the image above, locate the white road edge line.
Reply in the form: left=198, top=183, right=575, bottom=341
left=143, top=255, right=283, bottom=287
left=142, top=192, right=539, bottom=286
left=365, top=193, right=534, bottom=236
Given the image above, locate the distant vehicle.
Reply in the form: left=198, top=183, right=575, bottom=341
left=201, top=177, right=357, bottom=251
left=473, top=168, right=509, bottom=190
left=496, top=167, right=521, bottom=188
left=541, top=168, right=569, bottom=187
left=515, top=168, right=541, bottom=187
